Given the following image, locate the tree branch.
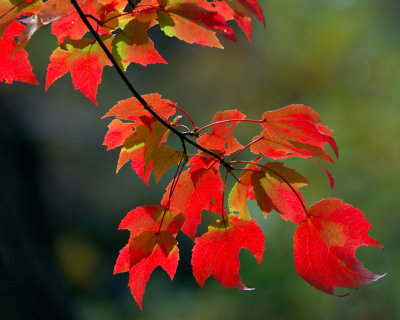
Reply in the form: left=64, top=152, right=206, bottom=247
left=70, top=0, right=232, bottom=169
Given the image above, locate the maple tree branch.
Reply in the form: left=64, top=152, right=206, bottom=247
left=221, top=169, right=229, bottom=223
left=71, top=0, right=232, bottom=169
left=196, top=119, right=263, bottom=133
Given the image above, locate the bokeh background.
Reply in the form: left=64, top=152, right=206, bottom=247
left=1, top=0, right=399, bottom=319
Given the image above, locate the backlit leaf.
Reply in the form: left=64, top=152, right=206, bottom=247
left=197, top=109, right=246, bottom=155
left=252, top=162, right=309, bottom=224
left=0, top=20, right=38, bottom=84
left=45, top=36, right=113, bottom=105
left=293, top=199, right=384, bottom=294
left=161, top=158, right=223, bottom=238
left=152, top=145, right=183, bottom=183
left=157, top=0, right=234, bottom=48
left=192, top=214, right=265, bottom=289
left=112, top=18, right=166, bottom=71
left=114, top=205, right=184, bottom=309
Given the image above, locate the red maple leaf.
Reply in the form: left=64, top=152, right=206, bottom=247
left=251, top=161, right=309, bottom=224
left=45, top=37, right=113, bottom=105
left=157, top=0, right=235, bottom=47
left=103, top=93, right=180, bottom=184
left=293, top=198, right=384, bottom=294
left=229, top=159, right=309, bottom=223
left=252, top=104, right=338, bottom=160
left=161, top=158, right=223, bottom=238
left=113, top=205, right=185, bottom=309
left=197, top=0, right=264, bottom=40
left=112, top=18, right=167, bottom=70
left=0, top=21, right=38, bottom=84
left=192, top=214, right=265, bottom=289
left=250, top=105, right=338, bottom=186
left=103, top=92, right=176, bottom=121
left=197, top=109, right=246, bottom=155
left=103, top=119, right=134, bottom=151
left=50, top=0, right=124, bottom=43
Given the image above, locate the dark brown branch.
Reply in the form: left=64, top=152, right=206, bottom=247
left=70, top=0, right=232, bottom=169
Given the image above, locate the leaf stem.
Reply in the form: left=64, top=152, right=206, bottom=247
left=231, top=137, right=262, bottom=161
left=71, top=0, right=231, bottom=169
left=229, top=170, right=241, bottom=184
left=157, top=155, right=187, bottom=233
left=221, top=169, right=229, bottom=223
left=171, top=104, right=196, bottom=131
left=196, top=119, right=263, bottom=133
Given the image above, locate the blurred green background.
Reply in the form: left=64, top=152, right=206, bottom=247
left=1, top=0, right=399, bottom=319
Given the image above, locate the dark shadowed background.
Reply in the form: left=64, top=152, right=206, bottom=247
left=1, top=0, right=399, bottom=319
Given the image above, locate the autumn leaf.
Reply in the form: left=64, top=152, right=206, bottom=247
left=152, top=145, right=183, bottom=183
left=103, top=93, right=176, bottom=121
left=252, top=104, right=338, bottom=160
left=103, top=119, right=134, bottom=151
left=228, top=161, right=258, bottom=221
left=49, top=0, right=124, bottom=43
left=250, top=105, right=337, bottom=186
left=119, top=205, right=184, bottom=264
left=263, top=105, right=337, bottom=155
left=114, top=244, right=179, bottom=310
left=50, top=0, right=98, bottom=43
left=0, top=20, right=38, bottom=84
left=157, top=0, right=235, bottom=48
left=112, top=18, right=166, bottom=70
left=103, top=93, right=181, bottom=184
left=197, top=109, right=246, bottom=155
left=117, top=120, right=172, bottom=185
left=224, top=0, right=264, bottom=40
left=229, top=160, right=309, bottom=223
left=161, top=159, right=223, bottom=238
left=114, top=205, right=184, bottom=309
left=197, top=0, right=264, bottom=40
left=46, top=36, right=113, bottom=105
left=191, top=214, right=265, bottom=289
left=251, top=161, right=309, bottom=224
left=293, top=199, right=384, bottom=294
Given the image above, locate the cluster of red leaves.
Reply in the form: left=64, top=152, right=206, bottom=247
left=1, top=0, right=263, bottom=103
left=104, top=94, right=383, bottom=308
left=1, top=0, right=383, bottom=310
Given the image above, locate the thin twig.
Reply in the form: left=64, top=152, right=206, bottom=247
left=196, top=118, right=263, bottom=133
left=157, top=155, right=187, bottom=233
left=231, top=137, right=262, bottom=161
